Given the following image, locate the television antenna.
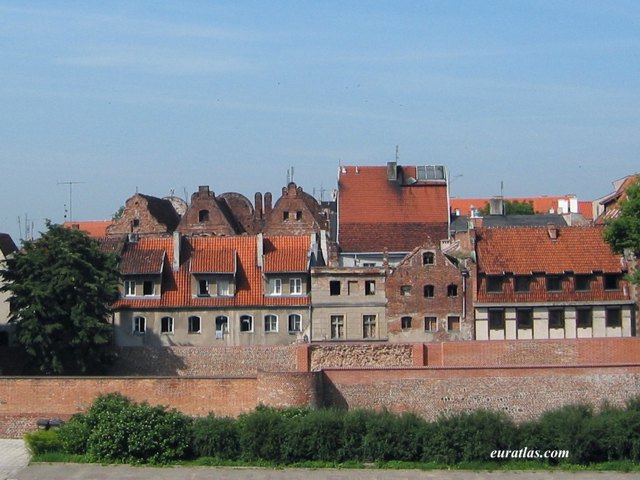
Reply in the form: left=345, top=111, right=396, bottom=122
left=57, top=181, right=85, bottom=222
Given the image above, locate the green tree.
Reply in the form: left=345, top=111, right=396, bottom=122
left=0, top=222, right=120, bottom=374
left=604, top=179, right=640, bottom=285
left=480, top=200, right=535, bottom=215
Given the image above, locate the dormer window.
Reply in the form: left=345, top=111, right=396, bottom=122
left=124, top=280, right=136, bottom=297
left=269, top=278, right=282, bottom=295
left=217, top=279, right=231, bottom=296
left=198, top=209, right=210, bottom=222
left=142, top=280, right=154, bottom=296
left=546, top=275, right=562, bottom=292
left=290, top=278, right=302, bottom=295
left=422, top=252, right=435, bottom=265
left=198, top=279, right=210, bottom=296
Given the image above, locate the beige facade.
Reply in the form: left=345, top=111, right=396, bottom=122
left=310, top=267, right=387, bottom=341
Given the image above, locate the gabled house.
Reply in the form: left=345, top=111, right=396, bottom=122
left=109, top=233, right=319, bottom=347
left=263, top=182, right=329, bottom=236
left=474, top=225, right=635, bottom=340
left=337, top=162, right=450, bottom=267
left=107, top=193, right=180, bottom=238
left=386, top=239, right=473, bottom=341
left=594, top=174, right=640, bottom=224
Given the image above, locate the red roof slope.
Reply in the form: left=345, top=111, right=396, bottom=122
left=338, top=166, right=449, bottom=252
left=189, top=237, right=237, bottom=274
left=450, top=196, right=592, bottom=219
left=264, top=236, right=310, bottom=273
left=476, top=226, right=625, bottom=275
left=64, top=221, right=113, bottom=237
left=119, top=238, right=170, bottom=274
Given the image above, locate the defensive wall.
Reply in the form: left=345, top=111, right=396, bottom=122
left=1, top=338, right=640, bottom=438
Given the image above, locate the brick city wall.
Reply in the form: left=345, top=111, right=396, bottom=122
left=308, top=343, right=413, bottom=370
left=109, top=345, right=298, bottom=376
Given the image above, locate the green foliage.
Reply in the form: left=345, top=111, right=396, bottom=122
left=283, top=408, right=345, bottom=462
left=0, top=222, right=120, bottom=374
left=56, top=414, right=90, bottom=455
left=191, top=414, right=240, bottom=460
left=24, top=429, right=62, bottom=455
left=363, top=410, right=424, bottom=462
left=423, top=410, right=516, bottom=464
left=237, top=406, right=287, bottom=461
left=480, top=200, right=536, bottom=215
left=604, top=179, right=640, bottom=285
left=338, top=409, right=368, bottom=461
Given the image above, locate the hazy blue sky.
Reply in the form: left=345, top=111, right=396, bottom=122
left=1, top=1, right=639, bottom=241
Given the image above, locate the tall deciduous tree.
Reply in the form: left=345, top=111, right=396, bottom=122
left=0, top=222, right=120, bottom=374
left=604, top=179, right=640, bottom=285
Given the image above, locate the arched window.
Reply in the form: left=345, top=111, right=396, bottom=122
left=188, top=316, right=201, bottom=334
left=264, top=314, right=278, bottom=333
left=240, top=315, right=253, bottom=332
left=161, top=316, right=174, bottom=334
left=215, top=316, right=228, bottom=334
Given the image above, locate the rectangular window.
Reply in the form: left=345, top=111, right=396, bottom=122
left=516, top=308, right=533, bottom=330
left=283, top=211, right=289, bottom=221
left=124, top=280, right=136, bottom=297
left=188, top=316, right=201, bottom=334
left=401, top=316, right=412, bottom=329
left=198, top=279, right=209, bottom=296
left=295, top=211, right=302, bottom=221
left=330, top=280, right=341, bottom=296
left=264, top=314, right=278, bottom=333
left=330, top=315, right=344, bottom=339
left=161, top=316, right=174, bottom=334
left=416, top=165, right=445, bottom=180
left=133, top=316, right=146, bottom=334
left=347, top=280, right=358, bottom=295
left=424, top=316, right=437, bottom=332
left=447, top=316, right=460, bottom=332
left=422, top=251, right=435, bottom=265
left=215, top=316, right=228, bottom=335
left=447, top=284, right=458, bottom=297
left=604, top=274, right=620, bottom=290
left=488, top=309, right=505, bottom=330
left=290, top=278, right=302, bottom=295
left=217, top=279, right=231, bottom=296
left=400, top=285, right=412, bottom=296
left=288, top=314, right=302, bottom=332
left=606, top=307, right=622, bottom=328
left=269, top=278, right=282, bottom=295
left=486, top=276, right=503, bottom=293
left=363, top=315, right=376, bottom=339
left=423, top=285, right=434, bottom=298
left=365, top=280, right=375, bottom=295
left=514, top=276, right=532, bottom=293
left=576, top=307, right=593, bottom=329
left=546, top=275, right=562, bottom=292
left=143, top=280, right=154, bottom=296
left=549, top=308, right=565, bottom=329
left=575, top=274, right=591, bottom=291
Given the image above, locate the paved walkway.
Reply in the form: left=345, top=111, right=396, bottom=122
left=12, top=465, right=640, bottom=480
left=0, top=439, right=30, bottom=480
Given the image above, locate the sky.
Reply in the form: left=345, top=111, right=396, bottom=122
left=1, top=1, right=639, bottom=242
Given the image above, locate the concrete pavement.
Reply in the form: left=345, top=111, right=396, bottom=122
left=0, top=439, right=30, bottom=480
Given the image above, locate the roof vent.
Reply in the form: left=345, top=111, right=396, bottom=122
left=387, top=162, right=397, bottom=181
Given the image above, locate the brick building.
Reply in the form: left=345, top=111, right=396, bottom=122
left=473, top=224, right=635, bottom=340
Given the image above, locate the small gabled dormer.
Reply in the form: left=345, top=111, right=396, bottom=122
left=119, top=242, right=166, bottom=299
left=189, top=246, right=237, bottom=297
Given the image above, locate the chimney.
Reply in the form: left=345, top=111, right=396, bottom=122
left=172, top=231, right=181, bottom=272
left=489, top=198, right=505, bottom=216
left=254, top=192, right=263, bottom=219
left=387, top=162, right=397, bottom=182
left=264, top=192, right=273, bottom=216
left=198, top=185, right=210, bottom=196
left=256, top=233, right=264, bottom=268
left=547, top=223, right=558, bottom=240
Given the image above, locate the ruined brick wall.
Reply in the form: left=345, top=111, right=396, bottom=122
left=109, top=345, right=298, bottom=376
left=322, top=365, right=640, bottom=421
left=257, top=371, right=322, bottom=409
left=309, top=343, right=412, bottom=370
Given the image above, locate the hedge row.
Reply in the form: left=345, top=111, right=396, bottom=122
left=25, top=393, right=640, bottom=465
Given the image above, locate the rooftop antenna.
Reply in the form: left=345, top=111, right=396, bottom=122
left=57, top=181, right=85, bottom=222
left=500, top=180, right=504, bottom=198
left=395, top=145, right=399, bottom=162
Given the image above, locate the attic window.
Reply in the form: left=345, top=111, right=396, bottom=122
left=400, top=285, right=412, bottom=296
left=447, top=284, right=458, bottom=297
left=283, top=211, right=289, bottom=221
left=199, top=210, right=210, bottom=222
left=546, top=275, right=562, bottom=292
left=604, top=274, right=621, bottom=291
left=423, top=285, right=434, bottom=298
left=143, top=281, right=154, bottom=296
left=416, top=165, right=445, bottom=181
left=422, top=252, right=435, bottom=265
left=296, top=211, right=302, bottom=221
left=132, top=218, right=140, bottom=228
left=486, top=276, right=503, bottom=293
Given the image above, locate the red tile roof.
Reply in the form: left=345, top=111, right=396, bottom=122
left=338, top=166, right=449, bottom=252
left=112, top=235, right=310, bottom=310
left=119, top=238, right=170, bottom=275
left=189, top=238, right=237, bottom=274
left=450, top=196, right=592, bottom=219
left=595, top=175, right=639, bottom=224
left=476, top=226, right=625, bottom=275
left=263, top=236, right=310, bottom=272
left=64, top=221, right=113, bottom=237
left=0, top=233, right=17, bottom=257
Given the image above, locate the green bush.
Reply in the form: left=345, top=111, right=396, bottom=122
left=191, top=414, right=240, bottom=460
left=363, top=410, right=419, bottom=461
left=24, top=429, right=62, bottom=455
left=423, top=410, right=517, bottom=464
left=237, top=406, right=287, bottom=461
left=57, top=414, right=90, bottom=455
left=283, top=408, right=345, bottom=462
left=338, top=409, right=369, bottom=461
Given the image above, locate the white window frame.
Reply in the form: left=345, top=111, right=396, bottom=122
left=363, top=314, right=376, bottom=339
left=264, top=314, right=278, bottom=333
left=124, top=280, right=136, bottom=297
left=269, top=278, right=282, bottom=296
left=330, top=315, right=345, bottom=339
left=161, top=316, right=174, bottom=335
left=288, top=313, right=302, bottom=333
left=188, top=316, right=201, bottom=334
left=290, top=278, right=302, bottom=295
left=133, top=316, right=146, bottom=334
left=217, top=279, right=231, bottom=296
left=240, top=314, right=254, bottom=333
left=215, top=315, right=229, bottom=338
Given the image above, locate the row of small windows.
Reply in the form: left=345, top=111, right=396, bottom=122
left=133, top=314, right=303, bottom=335
left=485, top=274, right=622, bottom=293
left=283, top=211, right=303, bottom=221
left=329, top=280, right=376, bottom=296
left=268, top=278, right=303, bottom=295
left=400, top=284, right=458, bottom=298
left=486, top=307, right=623, bottom=330
left=400, top=316, right=460, bottom=332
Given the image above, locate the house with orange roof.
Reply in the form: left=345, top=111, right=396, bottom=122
left=594, top=174, right=640, bottom=224
left=63, top=221, right=113, bottom=238
left=337, top=162, right=450, bottom=267
left=109, top=233, right=320, bottom=347
left=473, top=225, right=635, bottom=341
